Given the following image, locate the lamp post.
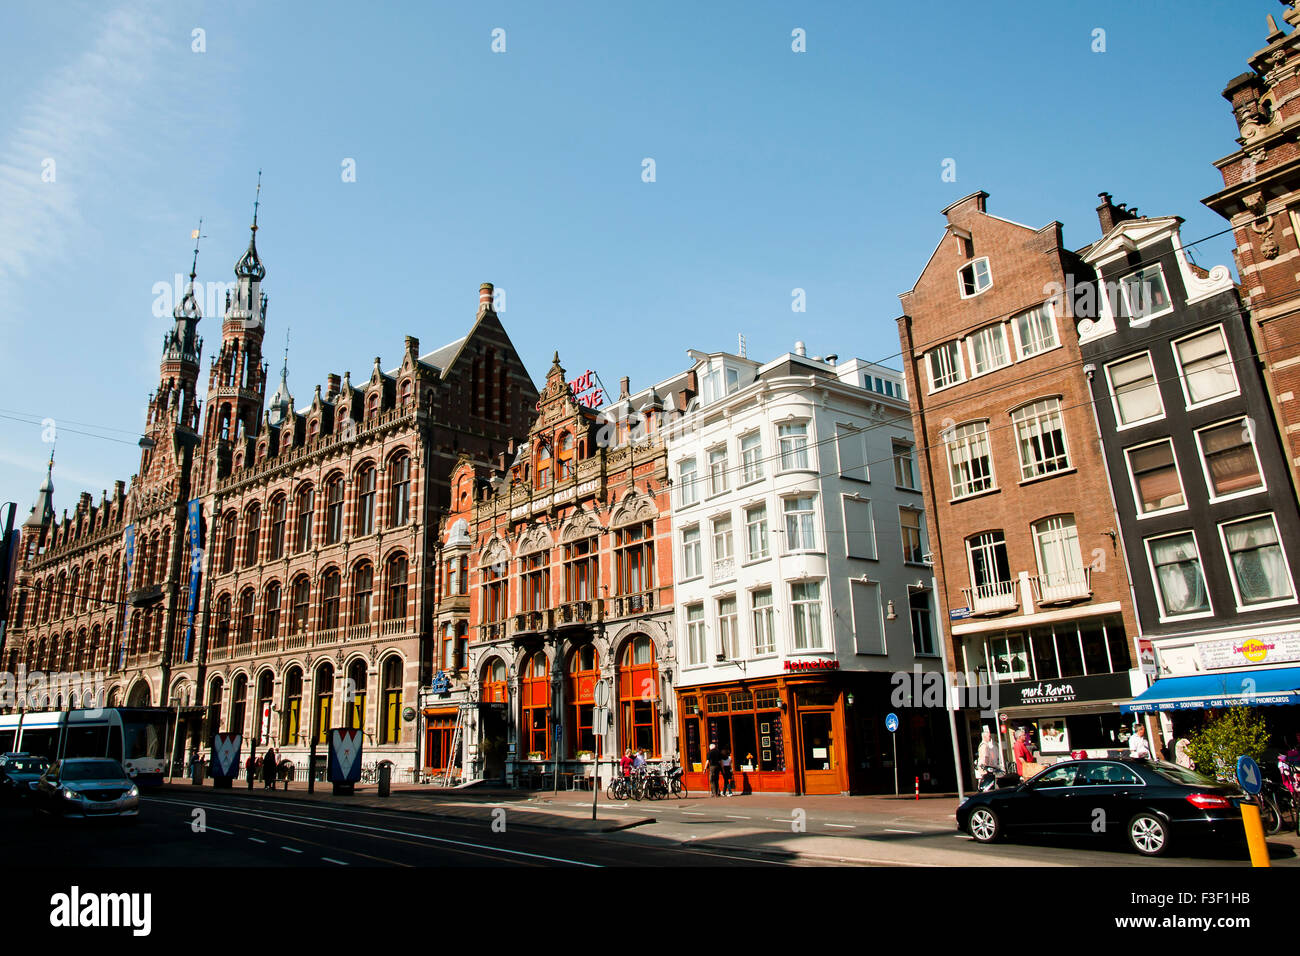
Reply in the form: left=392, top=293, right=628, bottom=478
left=592, top=678, right=609, bottom=821
left=166, top=695, right=182, bottom=782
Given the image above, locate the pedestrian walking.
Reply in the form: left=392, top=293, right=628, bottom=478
left=262, top=748, right=277, bottom=789
left=721, top=747, right=734, bottom=796
left=976, top=730, right=1001, bottom=788
left=1013, top=728, right=1034, bottom=776
left=246, top=754, right=255, bottom=789
left=706, top=743, right=722, bottom=796
left=1128, top=723, right=1152, bottom=760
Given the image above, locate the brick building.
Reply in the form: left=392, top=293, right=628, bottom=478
left=3, top=205, right=538, bottom=781
left=432, top=354, right=678, bottom=787
left=1204, top=0, right=1300, bottom=499
left=896, top=191, right=1142, bottom=784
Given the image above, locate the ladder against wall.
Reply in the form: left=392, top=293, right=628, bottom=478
left=436, top=704, right=472, bottom=787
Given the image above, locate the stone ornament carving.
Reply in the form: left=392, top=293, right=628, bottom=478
left=1245, top=191, right=1281, bottom=259
left=609, top=491, right=658, bottom=528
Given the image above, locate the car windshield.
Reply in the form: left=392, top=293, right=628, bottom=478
left=1149, top=761, right=1222, bottom=787
left=7, top=759, right=47, bottom=773
left=61, top=760, right=128, bottom=782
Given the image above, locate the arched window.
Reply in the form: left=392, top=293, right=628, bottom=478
left=256, top=670, right=275, bottom=745
left=314, top=663, right=334, bottom=744
left=291, top=576, right=310, bottom=635
left=95, top=559, right=107, bottom=606
left=557, top=432, right=575, bottom=480
left=221, top=512, right=237, bottom=574
left=269, top=495, right=287, bottom=559
left=238, top=588, right=256, bottom=644
left=481, top=659, right=508, bottom=703
left=618, top=636, right=660, bottom=757
left=89, top=625, right=101, bottom=671
left=262, top=582, right=281, bottom=642
left=367, top=392, right=380, bottom=419
left=215, top=593, right=232, bottom=647
left=385, top=553, right=408, bottom=621
left=352, top=561, right=373, bottom=627
left=295, top=485, right=315, bottom=552
left=207, top=676, right=224, bottom=736
left=243, top=504, right=261, bottom=567
left=325, top=475, right=344, bottom=544
left=567, top=645, right=599, bottom=758
left=400, top=379, right=413, bottom=405
left=356, top=464, right=376, bottom=536
left=158, top=527, right=170, bottom=582
left=128, top=616, right=141, bottom=657
left=389, top=454, right=411, bottom=527
left=282, top=667, right=303, bottom=745
left=536, top=442, right=552, bottom=490
left=522, top=652, right=551, bottom=758
left=380, top=656, right=403, bottom=745
left=54, top=572, right=66, bottom=619
left=346, top=659, right=367, bottom=731
left=69, top=567, right=81, bottom=614
left=320, top=568, right=341, bottom=631
left=230, top=674, right=248, bottom=735
left=74, top=629, right=87, bottom=671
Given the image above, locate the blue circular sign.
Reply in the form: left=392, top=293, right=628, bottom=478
left=1236, top=755, right=1263, bottom=795
left=885, top=713, right=899, bottom=733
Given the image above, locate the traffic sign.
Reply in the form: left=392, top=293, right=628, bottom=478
left=1237, top=755, right=1263, bottom=795
left=885, top=713, right=899, bottom=733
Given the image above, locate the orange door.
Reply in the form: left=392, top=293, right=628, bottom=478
left=798, top=710, right=839, bottom=794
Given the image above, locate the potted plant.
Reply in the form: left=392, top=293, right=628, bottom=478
left=576, top=750, right=594, bottom=761
left=527, top=751, right=545, bottom=761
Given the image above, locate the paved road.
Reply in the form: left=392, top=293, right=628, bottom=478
left=1, top=792, right=799, bottom=867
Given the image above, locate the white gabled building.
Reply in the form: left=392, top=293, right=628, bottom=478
left=654, top=342, right=954, bottom=795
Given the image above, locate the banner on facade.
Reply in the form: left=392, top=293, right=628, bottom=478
left=1197, top=633, right=1300, bottom=670
left=329, top=728, right=363, bottom=783
left=118, top=524, right=136, bottom=669
left=211, top=733, right=242, bottom=778
left=182, top=500, right=203, bottom=662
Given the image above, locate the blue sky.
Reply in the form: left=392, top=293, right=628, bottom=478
left=0, top=0, right=1267, bottom=515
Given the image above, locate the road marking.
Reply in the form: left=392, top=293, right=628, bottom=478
left=152, top=797, right=602, bottom=867
left=249, top=837, right=266, bottom=844
left=683, top=811, right=706, bottom=816
left=321, top=857, right=349, bottom=866
left=825, top=823, right=856, bottom=829
left=885, top=828, right=921, bottom=834
left=281, top=846, right=303, bottom=854
left=183, top=822, right=233, bottom=834
left=725, top=814, right=751, bottom=819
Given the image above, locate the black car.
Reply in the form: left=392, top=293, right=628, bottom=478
left=33, top=758, right=140, bottom=820
left=955, top=758, right=1244, bottom=856
left=0, top=755, right=50, bottom=801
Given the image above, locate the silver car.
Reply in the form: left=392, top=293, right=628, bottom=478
left=34, top=758, right=140, bottom=820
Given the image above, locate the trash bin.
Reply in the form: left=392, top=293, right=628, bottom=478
left=377, top=761, right=392, bottom=797
left=192, top=765, right=205, bottom=786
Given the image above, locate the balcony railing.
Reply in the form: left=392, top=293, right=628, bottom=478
left=1030, top=567, right=1092, bottom=605
left=209, top=645, right=230, bottom=662
left=284, top=630, right=310, bottom=650
left=380, top=618, right=406, bottom=637
left=611, top=590, right=655, bottom=617
left=314, top=627, right=340, bottom=646
left=346, top=622, right=373, bottom=642
left=962, top=580, right=1019, bottom=616
left=479, top=621, right=505, bottom=643
left=512, top=609, right=552, bottom=635
left=555, top=600, right=600, bottom=627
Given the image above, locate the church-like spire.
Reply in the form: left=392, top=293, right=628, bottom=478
left=234, top=170, right=266, bottom=281
left=23, top=449, right=55, bottom=530
left=267, top=326, right=293, bottom=428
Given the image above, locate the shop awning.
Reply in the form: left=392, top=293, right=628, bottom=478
left=1121, top=667, right=1300, bottom=713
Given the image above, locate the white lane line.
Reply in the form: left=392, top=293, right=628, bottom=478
left=182, top=822, right=234, bottom=834
left=683, top=811, right=707, bottom=816
left=725, top=814, right=751, bottom=819
left=885, top=828, right=921, bottom=834
left=321, top=857, right=349, bottom=866
left=248, top=837, right=267, bottom=844
left=151, top=797, right=602, bottom=868
left=281, top=846, right=303, bottom=854
left=825, top=823, right=856, bottom=829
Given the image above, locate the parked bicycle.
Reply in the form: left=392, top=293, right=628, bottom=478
left=359, top=762, right=379, bottom=784
left=666, top=759, right=687, bottom=799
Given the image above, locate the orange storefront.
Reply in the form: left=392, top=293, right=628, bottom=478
left=677, top=677, right=850, bottom=795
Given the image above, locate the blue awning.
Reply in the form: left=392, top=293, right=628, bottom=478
left=1122, top=667, right=1300, bottom=713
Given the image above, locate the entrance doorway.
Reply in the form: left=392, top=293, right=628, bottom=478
left=799, top=711, right=838, bottom=794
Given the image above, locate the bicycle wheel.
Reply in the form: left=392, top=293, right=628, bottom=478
left=672, top=777, right=687, bottom=799
left=1261, top=792, right=1282, bottom=835
left=606, top=780, right=619, bottom=801
left=631, top=776, right=645, bottom=801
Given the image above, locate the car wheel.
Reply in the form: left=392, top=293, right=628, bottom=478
left=968, top=806, right=1001, bottom=843
left=1128, top=812, right=1169, bottom=857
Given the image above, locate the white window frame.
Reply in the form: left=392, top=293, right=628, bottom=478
left=1031, top=514, right=1084, bottom=586
left=842, top=496, right=876, bottom=560
left=965, top=323, right=1011, bottom=377
left=677, top=458, right=699, bottom=508
left=1144, top=530, right=1214, bottom=623
left=893, top=441, right=918, bottom=490
left=946, top=420, right=995, bottom=499
left=850, top=579, right=886, bottom=655
left=684, top=603, right=706, bottom=666
left=717, top=595, right=740, bottom=660
left=1172, top=325, right=1240, bottom=411
left=1010, top=397, right=1071, bottom=482
left=1194, top=416, right=1267, bottom=504
left=680, top=525, right=702, bottom=581
left=789, top=579, right=826, bottom=651
left=739, top=430, right=764, bottom=485
left=836, top=424, right=869, bottom=483
left=744, top=504, right=770, bottom=562
left=958, top=257, right=993, bottom=299
left=1121, top=264, right=1174, bottom=324
left=777, top=421, right=812, bottom=472
left=751, top=587, right=776, bottom=657
left=711, top=514, right=735, bottom=563
left=1010, top=302, right=1060, bottom=360
left=1217, top=512, right=1298, bottom=612
left=1123, top=437, right=1188, bottom=519
left=926, top=340, right=966, bottom=392
left=782, top=494, right=819, bottom=553
left=707, top=444, right=730, bottom=497
left=1105, top=352, right=1165, bottom=430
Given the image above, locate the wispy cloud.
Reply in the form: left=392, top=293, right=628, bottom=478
left=0, top=0, right=169, bottom=308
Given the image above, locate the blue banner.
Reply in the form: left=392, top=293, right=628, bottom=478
left=329, top=728, right=363, bottom=783
left=183, top=500, right=203, bottom=662
left=118, top=524, right=136, bottom=669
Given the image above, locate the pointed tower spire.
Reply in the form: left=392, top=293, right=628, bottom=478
left=267, top=325, right=293, bottom=428
left=23, top=449, right=55, bottom=530
left=235, top=170, right=266, bottom=281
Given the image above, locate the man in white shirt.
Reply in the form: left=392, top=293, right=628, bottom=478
left=1129, top=723, right=1152, bottom=759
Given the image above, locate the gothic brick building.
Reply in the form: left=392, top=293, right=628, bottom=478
left=3, top=204, right=537, bottom=779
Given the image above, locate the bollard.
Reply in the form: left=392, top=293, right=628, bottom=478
left=1240, top=801, right=1271, bottom=868
left=914, top=776, right=919, bottom=800
left=377, top=762, right=391, bottom=798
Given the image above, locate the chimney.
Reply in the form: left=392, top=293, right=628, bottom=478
left=479, top=283, right=494, bottom=312
left=825, top=354, right=838, bottom=366
left=619, top=376, right=630, bottom=399
left=405, top=335, right=419, bottom=357
left=940, top=190, right=990, bottom=224
left=1096, top=192, right=1138, bottom=235
left=795, top=341, right=807, bottom=356
left=326, top=373, right=341, bottom=401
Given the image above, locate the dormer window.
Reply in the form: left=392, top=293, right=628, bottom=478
left=400, top=380, right=412, bottom=405
left=700, top=362, right=741, bottom=404
left=959, top=258, right=992, bottom=298
left=1121, top=265, right=1172, bottom=323
left=536, top=441, right=552, bottom=489
left=368, top=393, right=380, bottom=418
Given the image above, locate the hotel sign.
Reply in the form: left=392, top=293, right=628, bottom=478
left=568, top=369, right=604, bottom=409
left=1197, top=633, right=1300, bottom=671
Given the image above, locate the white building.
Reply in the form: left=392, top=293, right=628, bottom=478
left=648, top=342, right=954, bottom=794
